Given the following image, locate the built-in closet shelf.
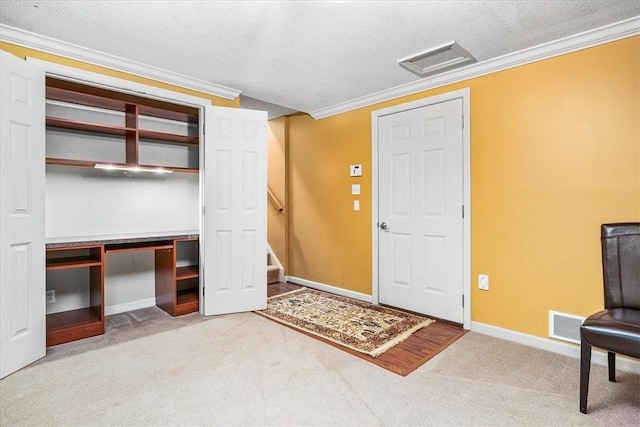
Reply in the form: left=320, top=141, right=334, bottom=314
left=45, top=158, right=200, bottom=173
left=46, top=256, right=102, bottom=270
left=176, top=265, right=199, bottom=280
left=47, top=307, right=102, bottom=331
left=45, top=244, right=105, bottom=347
left=176, top=288, right=199, bottom=312
left=105, top=242, right=173, bottom=253
left=46, top=118, right=199, bottom=146
left=45, top=77, right=200, bottom=173
left=138, top=129, right=198, bottom=145
left=155, top=238, right=200, bottom=317
left=46, top=307, right=103, bottom=347
left=46, top=117, right=136, bottom=136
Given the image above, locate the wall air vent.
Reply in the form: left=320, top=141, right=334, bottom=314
left=398, top=41, right=476, bottom=77
left=549, top=311, right=585, bottom=344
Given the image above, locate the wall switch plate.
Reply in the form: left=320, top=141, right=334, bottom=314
left=353, top=200, right=360, bottom=211
left=350, top=164, right=362, bottom=177
left=351, top=184, right=361, bottom=195
left=478, top=274, right=489, bottom=291
left=46, top=289, right=56, bottom=304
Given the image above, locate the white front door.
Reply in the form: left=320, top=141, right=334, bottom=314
left=202, top=106, right=267, bottom=315
left=378, top=98, right=464, bottom=323
left=0, top=51, right=46, bottom=378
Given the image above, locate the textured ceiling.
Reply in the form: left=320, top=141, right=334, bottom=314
left=1, top=1, right=638, bottom=116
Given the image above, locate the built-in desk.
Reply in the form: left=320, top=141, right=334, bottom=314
left=45, top=233, right=199, bottom=346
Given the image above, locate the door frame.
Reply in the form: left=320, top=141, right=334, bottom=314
left=371, top=88, right=471, bottom=330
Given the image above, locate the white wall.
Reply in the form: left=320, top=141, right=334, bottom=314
left=45, top=166, right=199, bottom=313
left=46, top=166, right=199, bottom=240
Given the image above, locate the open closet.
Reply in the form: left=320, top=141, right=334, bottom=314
left=0, top=51, right=268, bottom=378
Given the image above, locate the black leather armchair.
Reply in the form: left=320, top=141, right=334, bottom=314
left=579, top=223, right=640, bottom=414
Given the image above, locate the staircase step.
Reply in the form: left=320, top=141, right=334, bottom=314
left=267, top=265, right=280, bottom=284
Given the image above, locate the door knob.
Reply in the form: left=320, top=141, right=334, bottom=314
left=379, top=222, right=390, bottom=232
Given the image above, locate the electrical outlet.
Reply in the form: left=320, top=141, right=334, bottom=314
left=478, top=274, right=489, bottom=291
left=46, top=289, right=56, bottom=304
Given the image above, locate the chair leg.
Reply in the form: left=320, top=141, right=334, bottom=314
left=580, top=337, right=592, bottom=414
left=608, top=351, right=616, bottom=382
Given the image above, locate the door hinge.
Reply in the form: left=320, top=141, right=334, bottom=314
left=462, top=205, right=465, bottom=219
left=461, top=115, right=464, bottom=129
left=202, top=287, right=205, bottom=297
left=462, top=294, right=464, bottom=308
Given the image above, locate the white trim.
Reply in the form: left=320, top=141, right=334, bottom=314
left=105, top=298, right=156, bottom=316
left=371, top=88, right=471, bottom=330
left=0, top=24, right=241, bottom=100
left=472, top=321, right=640, bottom=374
left=26, top=57, right=212, bottom=108
left=285, top=276, right=373, bottom=303
left=310, top=16, right=640, bottom=119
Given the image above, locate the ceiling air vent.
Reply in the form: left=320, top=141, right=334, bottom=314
left=398, top=41, right=476, bottom=77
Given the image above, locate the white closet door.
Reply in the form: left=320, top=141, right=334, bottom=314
left=0, top=51, right=46, bottom=378
left=202, top=106, right=267, bottom=315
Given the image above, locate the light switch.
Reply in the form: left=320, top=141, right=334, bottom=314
left=350, top=164, right=362, bottom=177
left=353, top=200, right=360, bottom=211
left=351, top=184, right=361, bottom=195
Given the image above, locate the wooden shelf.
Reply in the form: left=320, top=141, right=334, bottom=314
left=46, top=307, right=104, bottom=347
left=45, top=158, right=199, bottom=173
left=48, top=78, right=199, bottom=118
left=155, top=238, right=199, bottom=317
left=47, top=118, right=198, bottom=146
left=138, top=104, right=198, bottom=124
left=46, top=158, right=98, bottom=168
left=47, top=117, right=135, bottom=137
left=47, top=85, right=128, bottom=113
left=105, top=241, right=173, bottom=253
left=176, top=288, right=199, bottom=315
left=47, top=307, right=101, bottom=331
left=176, top=265, right=199, bottom=280
left=45, top=245, right=104, bottom=347
left=138, top=129, right=198, bottom=145
left=45, top=77, right=199, bottom=172
left=46, top=256, right=102, bottom=270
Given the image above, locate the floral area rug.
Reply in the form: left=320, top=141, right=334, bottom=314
left=257, top=288, right=435, bottom=357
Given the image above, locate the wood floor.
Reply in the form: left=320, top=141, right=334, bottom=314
left=265, top=282, right=467, bottom=376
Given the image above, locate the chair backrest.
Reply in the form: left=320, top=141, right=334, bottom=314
left=601, top=223, right=640, bottom=309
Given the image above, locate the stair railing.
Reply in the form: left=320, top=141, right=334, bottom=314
left=267, top=186, right=284, bottom=213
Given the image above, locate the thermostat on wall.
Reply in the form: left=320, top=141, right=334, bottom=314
left=350, top=164, right=362, bottom=177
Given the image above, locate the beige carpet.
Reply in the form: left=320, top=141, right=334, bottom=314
left=1, top=306, right=638, bottom=426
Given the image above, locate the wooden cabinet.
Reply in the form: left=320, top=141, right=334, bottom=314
left=45, top=245, right=105, bottom=346
left=45, top=78, right=200, bottom=172
left=45, top=236, right=199, bottom=346
left=155, top=238, right=200, bottom=316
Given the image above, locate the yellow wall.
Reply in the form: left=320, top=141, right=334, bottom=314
left=288, top=36, right=640, bottom=338
left=267, top=117, right=287, bottom=270
left=0, top=42, right=238, bottom=107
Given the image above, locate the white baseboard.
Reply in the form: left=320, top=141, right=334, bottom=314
left=285, top=276, right=372, bottom=303
left=105, top=298, right=156, bottom=316
left=472, top=321, right=640, bottom=374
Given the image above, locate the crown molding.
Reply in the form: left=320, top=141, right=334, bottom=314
left=310, top=16, right=640, bottom=120
left=0, top=24, right=241, bottom=100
